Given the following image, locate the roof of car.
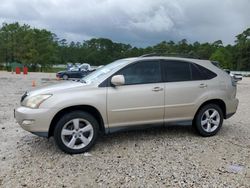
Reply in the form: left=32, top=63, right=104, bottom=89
left=122, top=56, right=209, bottom=64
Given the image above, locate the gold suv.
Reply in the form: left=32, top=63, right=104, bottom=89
left=15, top=56, right=239, bottom=154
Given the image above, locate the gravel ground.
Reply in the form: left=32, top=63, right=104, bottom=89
left=0, top=71, right=249, bottom=187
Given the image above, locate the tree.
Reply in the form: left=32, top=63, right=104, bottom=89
left=0, top=22, right=59, bottom=70
left=210, top=48, right=233, bottom=69
left=234, top=28, right=250, bottom=70
left=212, top=40, right=223, bottom=47
left=0, top=22, right=250, bottom=71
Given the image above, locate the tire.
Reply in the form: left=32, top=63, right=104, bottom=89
left=62, top=74, right=69, bottom=80
left=194, top=104, right=223, bottom=137
left=54, top=111, right=99, bottom=154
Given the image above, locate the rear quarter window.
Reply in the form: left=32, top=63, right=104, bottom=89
left=191, top=63, right=206, bottom=80
left=163, top=60, right=217, bottom=82
left=194, top=64, right=217, bottom=79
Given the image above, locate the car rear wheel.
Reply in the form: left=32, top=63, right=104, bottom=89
left=62, top=74, right=69, bottom=80
left=54, top=111, right=98, bottom=154
left=194, top=104, right=223, bottom=137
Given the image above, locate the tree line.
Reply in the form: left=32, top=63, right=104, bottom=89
left=0, top=22, right=249, bottom=71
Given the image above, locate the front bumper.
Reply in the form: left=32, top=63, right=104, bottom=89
left=14, top=106, right=56, bottom=137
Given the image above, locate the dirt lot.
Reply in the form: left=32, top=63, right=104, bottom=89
left=0, top=71, right=249, bottom=187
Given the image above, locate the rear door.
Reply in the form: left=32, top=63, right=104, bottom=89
left=163, top=60, right=210, bottom=122
left=107, top=60, right=165, bottom=128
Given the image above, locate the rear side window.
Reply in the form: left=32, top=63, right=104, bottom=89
left=163, top=60, right=217, bottom=82
left=118, top=60, right=161, bottom=85
left=164, top=61, right=191, bottom=82
left=191, top=64, right=206, bottom=80
left=194, top=64, right=217, bottom=80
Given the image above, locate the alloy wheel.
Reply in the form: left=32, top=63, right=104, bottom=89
left=201, top=108, right=221, bottom=133
left=61, top=118, right=94, bottom=149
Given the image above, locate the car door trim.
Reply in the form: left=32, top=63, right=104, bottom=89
left=110, top=105, right=165, bottom=112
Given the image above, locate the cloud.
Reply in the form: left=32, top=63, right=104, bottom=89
left=0, top=0, right=249, bottom=46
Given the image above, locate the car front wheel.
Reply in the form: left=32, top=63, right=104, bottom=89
left=194, top=104, right=223, bottom=137
left=54, top=111, right=98, bottom=154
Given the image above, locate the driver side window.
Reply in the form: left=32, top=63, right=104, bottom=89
left=118, top=61, right=161, bottom=85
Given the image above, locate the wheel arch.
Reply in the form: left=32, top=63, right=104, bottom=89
left=48, top=105, right=105, bottom=137
left=194, top=99, right=226, bottom=120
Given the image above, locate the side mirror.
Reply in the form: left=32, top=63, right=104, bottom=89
left=111, top=75, right=125, bottom=86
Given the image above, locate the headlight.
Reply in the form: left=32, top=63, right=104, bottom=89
left=23, top=94, right=52, bottom=108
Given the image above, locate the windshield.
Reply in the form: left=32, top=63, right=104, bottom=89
left=81, top=59, right=130, bottom=83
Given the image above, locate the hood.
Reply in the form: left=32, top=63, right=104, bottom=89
left=28, top=81, right=90, bottom=96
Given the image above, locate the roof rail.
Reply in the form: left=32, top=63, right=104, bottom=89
left=140, top=53, right=161, bottom=57
left=139, top=53, right=203, bottom=59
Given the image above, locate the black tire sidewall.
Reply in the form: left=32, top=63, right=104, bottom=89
left=195, top=104, right=223, bottom=137
left=54, top=111, right=98, bottom=154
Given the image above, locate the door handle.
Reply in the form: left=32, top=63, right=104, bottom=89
left=152, top=87, right=163, bottom=92
left=199, top=83, right=207, bottom=88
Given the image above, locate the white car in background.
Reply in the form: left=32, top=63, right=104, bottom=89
left=230, top=73, right=243, bottom=81
left=69, top=63, right=94, bottom=71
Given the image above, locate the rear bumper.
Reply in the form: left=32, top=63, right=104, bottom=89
left=226, top=112, right=236, bottom=119
left=225, top=98, right=239, bottom=119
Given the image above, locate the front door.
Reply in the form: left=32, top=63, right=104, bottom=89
left=107, top=60, right=165, bottom=128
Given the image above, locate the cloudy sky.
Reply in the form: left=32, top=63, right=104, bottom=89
left=0, top=0, right=249, bottom=46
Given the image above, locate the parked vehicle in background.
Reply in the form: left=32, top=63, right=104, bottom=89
left=56, top=69, right=88, bottom=80
left=57, top=63, right=95, bottom=80
left=223, top=69, right=242, bottom=82
left=15, top=56, right=239, bottom=154
left=232, top=73, right=243, bottom=81
left=69, top=63, right=93, bottom=72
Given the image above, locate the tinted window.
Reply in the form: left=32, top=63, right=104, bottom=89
left=118, top=61, right=161, bottom=85
left=195, top=64, right=217, bottom=79
left=191, top=64, right=206, bottom=80
left=164, top=61, right=191, bottom=82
